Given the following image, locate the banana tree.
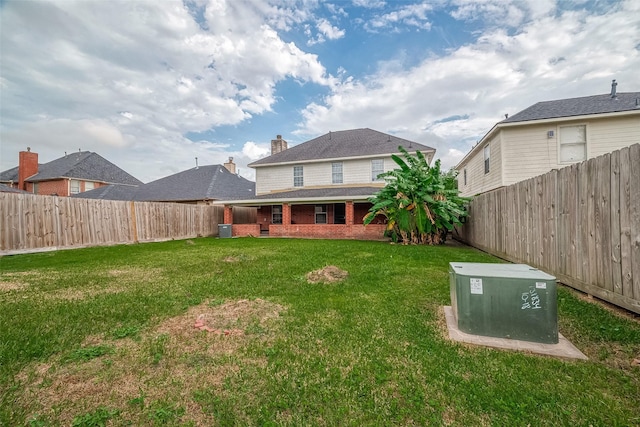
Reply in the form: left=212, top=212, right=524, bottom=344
left=363, top=146, right=469, bottom=244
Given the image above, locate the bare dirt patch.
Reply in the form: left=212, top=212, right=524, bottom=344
left=15, top=298, right=286, bottom=426
left=306, top=265, right=348, bottom=284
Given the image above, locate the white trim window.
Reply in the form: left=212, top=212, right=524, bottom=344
left=315, top=205, right=327, bottom=224
left=483, top=145, right=490, bottom=174
left=559, top=125, right=586, bottom=163
left=293, top=166, right=303, bottom=187
left=85, top=181, right=95, bottom=191
left=332, top=162, right=343, bottom=184
left=371, top=159, right=384, bottom=181
left=70, top=179, right=80, bottom=194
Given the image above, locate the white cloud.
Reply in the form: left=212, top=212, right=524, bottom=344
left=0, top=0, right=332, bottom=182
left=242, top=141, right=271, bottom=161
left=450, top=0, right=556, bottom=27
left=297, top=1, right=640, bottom=170
left=316, top=18, right=346, bottom=40
left=352, top=0, right=386, bottom=9
left=366, top=3, right=433, bottom=31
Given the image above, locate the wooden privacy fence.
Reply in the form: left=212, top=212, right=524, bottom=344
left=0, top=193, right=253, bottom=254
left=456, top=143, right=640, bottom=314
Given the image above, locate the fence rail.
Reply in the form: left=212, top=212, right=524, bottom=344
left=456, top=143, right=640, bottom=314
left=0, top=194, right=251, bottom=255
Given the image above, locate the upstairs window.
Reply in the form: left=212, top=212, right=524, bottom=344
left=371, top=159, right=384, bottom=181
left=332, top=162, right=343, bottom=184
left=293, top=166, right=303, bottom=187
left=463, top=168, right=467, bottom=186
left=483, top=145, right=490, bottom=174
left=70, top=179, right=80, bottom=194
left=559, top=125, right=586, bottom=163
left=85, top=181, right=95, bottom=192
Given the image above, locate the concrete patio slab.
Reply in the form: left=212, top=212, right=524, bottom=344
left=443, top=306, right=588, bottom=360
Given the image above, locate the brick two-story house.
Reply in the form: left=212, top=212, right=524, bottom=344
left=0, top=148, right=142, bottom=196
left=222, top=128, right=436, bottom=240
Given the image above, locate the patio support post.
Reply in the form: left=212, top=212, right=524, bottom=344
left=283, top=203, right=291, bottom=225
left=346, top=201, right=354, bottom=225
left=223, top=205, right=233, bottom=224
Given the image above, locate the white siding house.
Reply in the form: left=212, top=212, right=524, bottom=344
left=456, top=81, right=640, bottom=197
left=253, top=130, right=434, bottom=196
left=222, top=129, right=436, bottom=240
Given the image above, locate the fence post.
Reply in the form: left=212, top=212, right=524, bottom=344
left=130, top=201, right=139, bottom=243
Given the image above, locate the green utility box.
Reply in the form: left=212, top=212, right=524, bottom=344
left=449, top=263, right=558, bottom=344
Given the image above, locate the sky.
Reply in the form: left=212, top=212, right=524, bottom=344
left=1, top=0, right=639, bottom=183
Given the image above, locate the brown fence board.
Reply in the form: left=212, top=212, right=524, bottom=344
left=0, top=194, right=226, bottom=254
left=458, top=143, right=640, bottom=314
left=630, top=144, right=640, bottom=300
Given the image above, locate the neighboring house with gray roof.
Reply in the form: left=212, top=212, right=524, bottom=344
left=0, top=148, right=142, bottom=196
left=455, top=80, right=640, bottom=197
left=222, top=128, right=436, bottom=240
left=0, top=183, right=29, bottom=194
left=75, top=159, right=255, bottom=205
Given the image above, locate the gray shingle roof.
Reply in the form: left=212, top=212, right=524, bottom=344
left=0, top=166, right=20, bottom=183
left=29, top=151, right=142, bottom=185
left=0, top=183, right=30, bottom=193
left=0, top=151, right=142, bottom=185
left=71, top=184, right=139, bottom=200
left=503, top=92, right=640, bottom=123
left=252, top=186, right=381, bottom=201
left=133, top=165, right=255, bottom=202
left=249, top=128, right=435, bottom=167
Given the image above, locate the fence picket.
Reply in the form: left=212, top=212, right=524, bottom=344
left=458, top=143, right=640, bottom=314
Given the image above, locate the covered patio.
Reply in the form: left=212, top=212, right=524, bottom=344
left=221, top=187, right=388, bottom=240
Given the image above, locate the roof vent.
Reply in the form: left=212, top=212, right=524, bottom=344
left=195, top=157, right=199, bottom=169
left=610, top=79, right=617, bottom=99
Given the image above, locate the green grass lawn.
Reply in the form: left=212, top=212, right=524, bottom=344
left=0, top=238, right=638, bottom=426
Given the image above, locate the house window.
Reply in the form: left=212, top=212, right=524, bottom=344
left=33, top=183, right=38, bottom=194
left=371, top=159, right=384, bottom=181
left=463, top=168, right=467, bottom=186
left=85, top=181, right=95, bottom=192
left=70, top=179, right=80, bottom=194
left=332, top=162, right=343, bottom=184
left=272, top=205, right=283, bottom=224
left=559, top=125, right=586, bottom=163
left=315, top=205, right=327, bottom=224
left=293, top=166, right=303, bottom=187
left=483, top=145, right=490, bottom=174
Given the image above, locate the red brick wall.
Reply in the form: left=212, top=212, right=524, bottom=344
left=36, top=179, right=70, bottom=196
left=232, top=224, right=260, bottom=237
left=291, top=204, right=336, bottom=224
left=18, top=150, right=38, bottom=190
left=268, top=224, right=387, bottom=240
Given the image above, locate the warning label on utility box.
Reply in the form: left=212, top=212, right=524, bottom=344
left=470, top=278, right=483, bottom=295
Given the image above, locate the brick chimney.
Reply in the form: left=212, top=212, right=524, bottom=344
left=271, top=134, right=288, bottom=155
left=18, top=147, right=38, bottom=191
left=223, top=157, right=236, bottom=174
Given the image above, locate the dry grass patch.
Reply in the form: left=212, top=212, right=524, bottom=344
left=15, top=298, right=286, bottom=426
left=306, top=265, right=348, bottom=284
left=0, top=271, right=53, bottom=291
